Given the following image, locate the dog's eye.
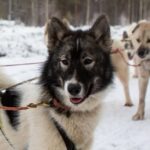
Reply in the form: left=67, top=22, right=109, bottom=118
left=61, top=59, right=69, bottom=66
left=83, top=58, right=93, bottom=65
left=136, top=38, right=141, bottom=43
left=147, top=39, right=150, bottom=43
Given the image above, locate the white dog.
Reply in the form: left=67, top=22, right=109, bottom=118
left=123, top=20, right=150, bottom=120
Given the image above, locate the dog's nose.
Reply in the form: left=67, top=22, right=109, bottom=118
left=137, top=47, right=148, bottom=58
left=68, top=83, right=81, bottom=96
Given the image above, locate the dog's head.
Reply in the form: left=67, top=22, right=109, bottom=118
left=122, top=23, right=137, bottom=60
left=131, top=22, right=150, bottom=69
left=41, top=15, right=113, bottom=112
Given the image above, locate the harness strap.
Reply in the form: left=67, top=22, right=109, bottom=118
left=53, top=119, right=76, bottom=150
left=0, top=128, right=15, bottom=149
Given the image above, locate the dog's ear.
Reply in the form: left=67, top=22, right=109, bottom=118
left=122, top=31, right=128, bottom=39
left=90, top=15, right=111, bottom=50
left=62, top=18, right=71, bottom=30
left=45, top=17, right=68, bottom=50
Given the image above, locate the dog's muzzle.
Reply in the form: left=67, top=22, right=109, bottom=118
left=68, top=83, right=93, bottom=105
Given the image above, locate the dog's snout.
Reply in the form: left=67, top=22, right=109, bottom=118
left=137, top=47, right=148, bottom=58
left=68, top=83, right=81, bottom=96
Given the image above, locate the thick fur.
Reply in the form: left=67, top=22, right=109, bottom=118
left=111, top=39, right=133, bottom=106
left=123, top=21, right=150, bottom=120
left=0, top=15, right=114, bottom=150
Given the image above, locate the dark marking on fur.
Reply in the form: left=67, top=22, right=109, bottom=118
left=1, top=89, right=20, bottom=130
left=132, top=24, right=140, bottom=34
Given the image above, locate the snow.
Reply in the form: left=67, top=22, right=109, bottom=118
left=0, top=20, right=47, bottom=58
left=0, top=20, right=150, bottom=150
left=93, top=77, right=150, bottom=150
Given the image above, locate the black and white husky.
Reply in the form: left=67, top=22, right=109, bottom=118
left=0, top=15, right=113, bottom=150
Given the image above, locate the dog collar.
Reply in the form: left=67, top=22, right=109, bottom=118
left=49, top=98, right=71, bottom=117
left=49, top=84, right=93, bottom=116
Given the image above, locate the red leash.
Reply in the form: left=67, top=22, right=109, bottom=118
left=0, top=106, right=29, bottom=111
left=0, top=102, right=46, bottom=111
left=0, top=99, right=70, bottom=112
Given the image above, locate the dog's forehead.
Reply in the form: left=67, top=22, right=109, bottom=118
left=136, top=29, right=150, bottom=43
left=61, top=31, right=96, bottom=54
left=64, top=30, right=94, bottom=43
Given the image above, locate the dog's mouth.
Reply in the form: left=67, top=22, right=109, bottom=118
left=70, top=98, right=83, bottom=104
left=70, top=84, right=93, bottom=105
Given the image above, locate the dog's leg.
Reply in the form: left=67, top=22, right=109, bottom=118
left=132, top=67, right=149, bottom=120
left=116, top=65, right=133, bottom=106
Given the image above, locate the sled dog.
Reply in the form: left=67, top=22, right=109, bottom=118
left=123, top=21, right=150, bottom=120
left=0, top=15, right=114, bottom=149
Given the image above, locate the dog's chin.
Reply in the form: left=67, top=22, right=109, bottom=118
left=71, top=96, right=101, bottom=112
left=62, top=91, right=107, bottom=112
left=56, top=85, right=111, bottom=112
left=70, top=97, right=84, bottom=104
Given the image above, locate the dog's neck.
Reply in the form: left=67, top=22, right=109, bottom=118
left=49, top=98, right=71, bottom=117
left=49, top=100, right=101, bottom=150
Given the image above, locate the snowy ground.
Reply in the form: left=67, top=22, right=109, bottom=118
left=0, top=20, right=150, bottom=150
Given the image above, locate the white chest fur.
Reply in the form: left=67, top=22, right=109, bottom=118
left=27, top=105, right=100, bottom=150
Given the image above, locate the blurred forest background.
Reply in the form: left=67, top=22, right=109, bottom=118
left=0, top=0, right=150, bottom=26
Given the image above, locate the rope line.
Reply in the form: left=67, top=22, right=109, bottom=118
left=0, top=77, right=40, bottom=111
left=0, top=128, right=15, bottom=149
left=0, top=77, right=39, bottom=92
left=0, top=61, right=44, bottom=67
left=0, top=102, right=48, bottom=111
